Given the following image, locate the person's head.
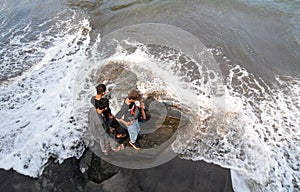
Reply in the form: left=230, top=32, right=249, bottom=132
left=128, top=90, right=139, bottom=102
left=96, top=84, right=106, bottom=96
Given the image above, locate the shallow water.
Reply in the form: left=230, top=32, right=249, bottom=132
left=0, top=0, right=299, bottom=191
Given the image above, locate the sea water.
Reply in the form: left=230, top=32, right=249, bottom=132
left=0, top=0, right=299, bottom=191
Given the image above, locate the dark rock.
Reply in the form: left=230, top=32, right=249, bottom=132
left=86, top=153, right=119, bottom=183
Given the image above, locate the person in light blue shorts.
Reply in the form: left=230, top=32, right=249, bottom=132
left=115, top=90, right=145, bottom=150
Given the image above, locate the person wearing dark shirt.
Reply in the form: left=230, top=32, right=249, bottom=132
left=92, top=96, right=124, bottom=155
left=91, top=84, right=127, bottom=139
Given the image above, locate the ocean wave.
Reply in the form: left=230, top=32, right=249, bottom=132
left=0, top=12, right=299, bottom=192
left=0, top=10, right=90, bottom=177
left=84, top=23, right=299, bottom=191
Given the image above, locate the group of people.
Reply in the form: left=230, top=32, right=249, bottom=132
left=91, top=84, right=147, bottom=155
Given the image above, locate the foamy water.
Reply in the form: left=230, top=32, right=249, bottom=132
left=75, top=23, right=299, bottom=191
left=0, top=9, right=299, bottom=192
left=171, top=52, right=300, bottom=191
left=0, top=10, right=90, bottom=177
left=83, top=40, right=299, bottom=191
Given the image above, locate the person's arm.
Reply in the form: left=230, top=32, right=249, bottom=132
left=96, top=107, right=107, bottom=115
left=116, top=118, right=133, bottom=126
left=139, top=102, right=146, bottom=120
left=115, top=100, right=133, bottom=126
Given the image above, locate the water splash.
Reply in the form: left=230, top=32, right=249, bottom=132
left=74, top=23, right=299, bottom=191
left=0, top=11, right=90, bottom=177
left=173, top=50, right=300, bottom=191
left=0, top=16, right=298, bottom=192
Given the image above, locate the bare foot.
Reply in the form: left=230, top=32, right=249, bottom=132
left=114, top=144, right=125, bottom=152
left=102, top=150, right=108, bottom=156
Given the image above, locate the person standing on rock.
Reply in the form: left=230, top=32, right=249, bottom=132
left=92, top=98, right=125, bottom=155
left=115, top=90, right=145, bottom=150
left=91, top=83, right=127, bottom=139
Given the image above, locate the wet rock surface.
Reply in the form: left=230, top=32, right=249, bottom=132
left=83, top=106, right=182, bottom=183
left=137, top=115, right=179, bottom=149
left=0, top=151, right=233, bottom=192
left=0, top=63, right=232, bottom=192
left=86, top=153, right=120, bottom=184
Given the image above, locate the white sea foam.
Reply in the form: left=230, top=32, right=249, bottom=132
left=0, top=12, right=90, bottom=177
left=96, top=43, right=299, bottom=191
left=1, top=17, right=299, bottom=192
left=75, top=27, right=299, bottom=191
left=171, top=54, right=300, bottom=191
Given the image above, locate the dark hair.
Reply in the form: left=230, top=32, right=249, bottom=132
left=96, top=84, right=106, bottom=95
left=96, top=98, right=109, bottom=110
left=128, top=90, right=139, bottom=100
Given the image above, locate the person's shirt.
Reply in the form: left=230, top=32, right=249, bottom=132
left=115, top=98, right=139, bottom=122
left=91, top=96, right=104, bottom=109
left=90, top=96, right=110, bottom=134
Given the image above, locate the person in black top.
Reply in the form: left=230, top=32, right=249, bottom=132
left=91, top=84, right=127, bottom=139
left=92, top=98, right=124, bottom=155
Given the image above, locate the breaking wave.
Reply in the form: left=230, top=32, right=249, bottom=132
left=0, top=14, right=299, bottom=192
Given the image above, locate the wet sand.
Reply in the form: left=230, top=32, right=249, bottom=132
left=0, top=152, right=233, bottom=192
